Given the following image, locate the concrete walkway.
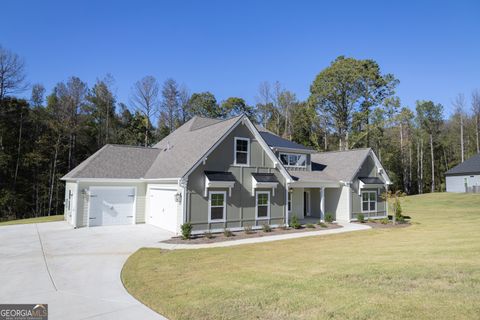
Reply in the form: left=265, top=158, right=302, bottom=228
left=152, top=222, right=371, bottom=250
left=0, top=221, right=173, bottom=320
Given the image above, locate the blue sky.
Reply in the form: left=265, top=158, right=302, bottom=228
left=1, top=0, right=479, bottom=116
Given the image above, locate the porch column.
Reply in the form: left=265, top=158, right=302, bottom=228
left=320, top=187, right=325, bottom=221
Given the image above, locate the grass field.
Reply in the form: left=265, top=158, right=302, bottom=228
left=0, top=214, right=64, bottom=226
left=122, top=193, right=480, bottom=320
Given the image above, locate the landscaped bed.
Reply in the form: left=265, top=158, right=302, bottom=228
left=122, top=193, right=480, bottom=320
left=161, top=223, right=342, bottom=244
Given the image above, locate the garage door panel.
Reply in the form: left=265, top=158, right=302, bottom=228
left=148, top=188, right=177, bottom=233
left=89, top=187, right=135, bottom=226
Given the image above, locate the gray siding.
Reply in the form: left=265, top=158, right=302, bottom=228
left=187, top=123, right=287, bottom=231
left=446, top=175, right=480, bottom=192
left=350, top=155, right=387, bottom=219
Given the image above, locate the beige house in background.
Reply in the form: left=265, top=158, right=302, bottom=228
left=62, top=114, right=391, bottom=235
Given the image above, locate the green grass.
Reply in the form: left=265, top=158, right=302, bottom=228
left=122, top=193, right=480, bottom=320
left=0, top=214, right=64, bottom=226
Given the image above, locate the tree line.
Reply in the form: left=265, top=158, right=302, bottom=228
left=0, top=46, right=478, bottom=220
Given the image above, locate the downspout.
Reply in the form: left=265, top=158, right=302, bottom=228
left=285, top=181, right=289, bottom=227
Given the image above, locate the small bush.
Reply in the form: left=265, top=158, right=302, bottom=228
left=357, top=213, right=365, bottom=223
left=244, top=225, right=254, bottom=234
left=318, top=222, right=328, bottom=228
left=290, top=215, right=301, bottom=229
left=262, top=224, right=272, bottom=232
left=203, top=230, right=214, bottom=239
left=223, top=228, right=233, bottom=237
left=306, top=223, right=315, bottom=228
left=181, top=222, right=193, bottom=240
left=380, top=218, right=389, bottom=224
left=325, top=213, right=334, bottom=223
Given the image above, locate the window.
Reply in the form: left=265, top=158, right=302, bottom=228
left=256, top=191, right=270, bottom=219
left=361, top=191, right=377, bottom=213
left=209, top=191, right=226, bottom=222
left=67, top=190, right=73, bottom=211
left=234, top=137, right=250, bottom=165
left=288, top=191, right=292, bottom=212
left=279, top=153, right=306, bottom=167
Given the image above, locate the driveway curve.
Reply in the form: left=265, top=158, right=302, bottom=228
left=0, top=221, right=173, bottom=320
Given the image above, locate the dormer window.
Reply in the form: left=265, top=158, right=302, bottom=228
left=234, top=137, right=250, bottom=166
left=279, top=152, right=306, bottom=167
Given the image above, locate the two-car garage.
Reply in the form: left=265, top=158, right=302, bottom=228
left=71, top=184, right=180, bottom=233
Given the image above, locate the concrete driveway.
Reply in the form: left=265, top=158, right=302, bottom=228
left=0, top=221, right=173, bottom=320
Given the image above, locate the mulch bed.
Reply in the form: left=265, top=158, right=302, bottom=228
left=356, top=221, right=412, bottom=229
left=161, top=223, right=342, bottom=244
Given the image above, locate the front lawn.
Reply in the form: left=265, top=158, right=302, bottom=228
left=0, top=214, right=64, bottom=226
left=122, top=193, right=480, bottom=320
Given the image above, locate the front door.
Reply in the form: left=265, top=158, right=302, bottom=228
left=303, top=191, right=310, bottom=217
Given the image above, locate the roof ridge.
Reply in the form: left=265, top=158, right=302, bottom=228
left=106, top=144, right=159, bottom=150
left=189, top=114, right=243, bottom=131
left=313, top=147, right=371, bottom=155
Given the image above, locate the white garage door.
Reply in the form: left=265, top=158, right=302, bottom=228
left=148, top=188, right=178, bottom=232
left=89, top=187, right=136, bottom=226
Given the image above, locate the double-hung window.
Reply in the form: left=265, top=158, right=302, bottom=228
left=234, top=137, right=250, bottom=166
left=256, top=191, right=270, bottom=219
left=361, top=191, right=377, bottom=213
left=209, top=191, right=226, bottom=222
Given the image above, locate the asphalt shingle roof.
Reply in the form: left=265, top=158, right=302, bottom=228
left=205, top=171, right=236, bottom=181
left=445, top=153, right=480, bottom=175
left=255, top=125, right=313, bottom=151
left=144, top=115, right=243, bottom=179
left=288, top=148, right=372, bottom=183
left=359, top=177, right=384, bottom=184
left=251, top=173, right=279, bottom=183
left=62, top=145, right=160, bottom=179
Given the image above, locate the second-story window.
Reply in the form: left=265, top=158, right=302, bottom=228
left=279, top=153, right=306, bottom=167
left=234, top=137, right=250, bottom=165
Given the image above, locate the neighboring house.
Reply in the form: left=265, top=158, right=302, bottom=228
left=445, top=153, right=480, bottom=193
left=62, top=115, right=391, bottom=234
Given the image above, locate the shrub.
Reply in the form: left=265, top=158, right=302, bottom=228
left=357, top=213, right=365, bottom=223
left=244, top=225, right=254, bottom=234
left=223, top=228, right=233, bottom=237
left=380, top=217, right=389, bottom=224
left=318, top=222, right=328, bottom=228
left=181, top=222, right=193, bottom=240
left=324, top=213, right=334, bottom=223
left=262, top=224, right=272, bottom=232
left=306, top=223, right=315, bottom=228
left=290, top=215, right=301, bottom=229
left=203, top=230, right=214, bottom=239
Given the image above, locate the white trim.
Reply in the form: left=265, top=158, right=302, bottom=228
left=251, top=176, right=278, bottom=196
left=272, top=146, right=316, bottom=154
left=255, top=191, right=270, bottom=220
left=87, top=186, right=137, bottom=227
left=303, top=190, right=311, bottom=217
left=361, top=190, right=377, bottom=213
left=278, top=152, right=307, bottom=168
left=290, top=181, right=340, bottom=188
left=208, top=191, right=227, bottom=223
left=320, top=187, right=325, bottom=221
left=204, top=176, right=235, bottom=197
left=233, top=137, right=250, bottom=166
